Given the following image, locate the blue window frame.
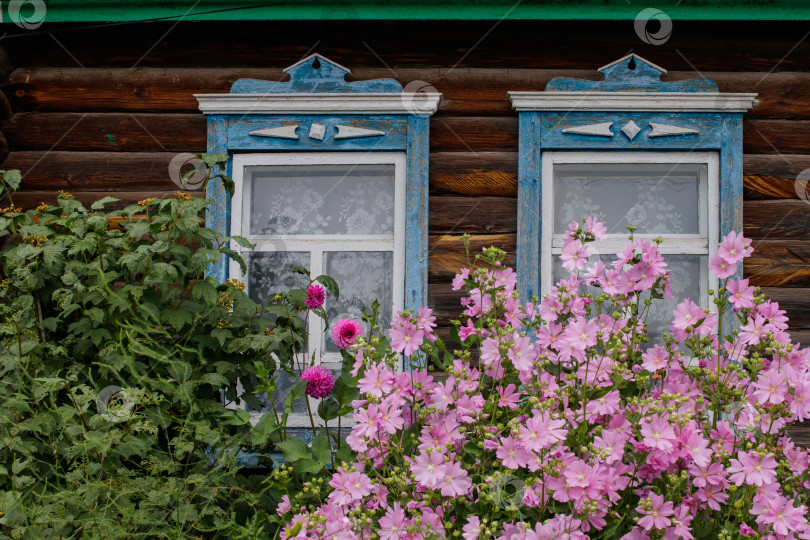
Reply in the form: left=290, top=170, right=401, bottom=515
left=196, top=54, right=440, bottom=375
left=509, top=54, right=757, bottom=308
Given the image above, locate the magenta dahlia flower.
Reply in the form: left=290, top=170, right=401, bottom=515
left=300, top=365, right=335, bottom=398
left=332, top=318, right=362, bottom=349
left=305, top=284, right=325, bottom=309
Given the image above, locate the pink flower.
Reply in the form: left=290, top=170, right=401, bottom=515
left=379, top=503, right=408, bottom=540
left=438, top=459, right=472, bottom=497
left=304, top=283, right=325, bottom=309
left=561, top=239, right=590, bottom=272
left=751, top=368, right=788, bottom=405
left=728, top=451, right=778, bottom=486
left=709, top=253, right=736, bottom=279
left=328, top=469, right=372, bottom=505
left=416, top=307, right=437, bottom=341
left=726, top=278, right=755, bottom=310
left=718, top=230, right=753, bottom=264
left=300, top=365, right=335, bottom=398
left=410, top=451, right=446, bottom=488
left=390, top=321, right=424, bottom=356
left=637, top=493, right=674, bottom=531
left=756, top=495, right=807, bottom=536
left=332, top=318, right=362, bottom=349
left=497, top=436, right=531, bottom=469
left=463, top=516, right=481, bottom=540
left=640, top=416, right=676, bottom=452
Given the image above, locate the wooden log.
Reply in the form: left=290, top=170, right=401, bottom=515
left=743, top=174, right=802, bottom=200
left=428, top=233, right=515, bottom=281
left=7, top=20, right=810, bottom=72
left=2, top=151, right=182, bottom=189
left=743, top=200, right=810, bottom=238
left=430, top=151, right=517, bottom=196
left=3, top=112, right=206, bottom=152
left=743, top=154, right=810, bottom=182
left=745, top=240, right=810, bottom=288
left=743, top=120, right=810, bottom=155
left=430, top=117, right=517, bottom=152
left=786, top=422, right=810, bottom=448
left=429, top=196, right=516, bottom=234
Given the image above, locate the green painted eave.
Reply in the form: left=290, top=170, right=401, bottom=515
left=34, top=0, right=810, bottom=22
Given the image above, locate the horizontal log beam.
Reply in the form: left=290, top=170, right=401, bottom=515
left=7, top=66, right=810, bottom=119
left=743, top=200, right=810, bottom=237
left=429, top=196, right=516, bottom=234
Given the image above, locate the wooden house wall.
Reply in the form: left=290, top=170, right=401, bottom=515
left=1, top=20, right=809, bottom=442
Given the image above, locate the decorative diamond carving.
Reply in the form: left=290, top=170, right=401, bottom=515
left=621, top=120, right=641, bottom=140
left=308, top=123, right=327, bottom=140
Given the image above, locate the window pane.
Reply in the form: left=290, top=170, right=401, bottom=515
left=552, top=254, right=704, bottom=343
left=245, top=252, right=311, bottom=415
left=553, top=163, right=704, bottom=235
left=246, top=252, right=310, bottom=305
left=324, top=251, right=393, bottom=353
left=247, top=164, right=396, bottom=235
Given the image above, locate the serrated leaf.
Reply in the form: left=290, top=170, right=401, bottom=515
left=317, top=397, right=341, bottom=422
left=3, top=170, right=22, bottom=191
left=277, top=438, right=311, bottom=463
left=284, top=380, right=306, bottom=410
left=311, top=435, right=332, bottom=465
left=229, top=235, right=255, bottom=250
left=192, top=280, right=218, bottom=306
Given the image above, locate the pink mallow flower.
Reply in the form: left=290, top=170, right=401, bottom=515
left=637, top=493, right=674, bottom=531
left=332, top=318, right=362, bottom=349
left=390, top=321, right=424, bottom=356
left=300, top=365, right=335, bottom=398
left=304, top=283, right=325, bottom=309
left=728, top=450, right=778, bottom=486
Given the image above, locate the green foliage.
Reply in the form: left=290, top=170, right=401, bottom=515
left=0, top=166, right=358, bottom=538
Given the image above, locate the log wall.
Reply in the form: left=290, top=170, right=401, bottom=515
left=1, top=22, right=809, bottom=442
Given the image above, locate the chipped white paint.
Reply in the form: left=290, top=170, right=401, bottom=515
left=649, top=122, right=700, bottom=138
left=561, top=121, right=614, bottom=137
left=508, top=92, right=758, bottom=112
left=621, top=120, right=641, bottom=140
left=308, top=123, right=326, bottom=140
left=248, top=125, right=299, bottom=139
left=335, top=124, right=386, bottom=139
left=195, top=93, right=442, bottom=115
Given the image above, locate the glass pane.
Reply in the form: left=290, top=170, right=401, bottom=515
left=246, top=252, right=311, bottom=414
left=246, top=164, right=396, bottom=235
left=553, top=163, right=704, bottom=235
left=552, top=254, right=704, bottom=343
left=246, top=252, right=309, bottom=305
left=324, top=251, right=393, bottom=353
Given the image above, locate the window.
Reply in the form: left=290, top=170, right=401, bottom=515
left=543, top=151, right=718, bottom=338
left=509, top=54, right=757, bottom=326
left=230, top=152, right=405, bottom=368
left=196, top=54, right=439, bottom=429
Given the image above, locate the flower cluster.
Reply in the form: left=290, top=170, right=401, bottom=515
left=277, top=220, right=810, bottom=539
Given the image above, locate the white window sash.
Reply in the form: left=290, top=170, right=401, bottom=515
left=541, top=151, right=719, bottom=309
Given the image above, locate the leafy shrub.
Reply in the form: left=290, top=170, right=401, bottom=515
left=276, top=220, right=810, bottom=539
left=0, top=163, right=357, bottom=539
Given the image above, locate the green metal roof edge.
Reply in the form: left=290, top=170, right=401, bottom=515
left=31, top=0, right=810, bottom=22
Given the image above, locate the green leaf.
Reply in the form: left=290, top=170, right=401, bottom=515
left=284, top=380, right=307, bottom=410
left=294, top=457, right=323, bottom=474
left=334, top=444, right=354, bottom=465
left=191, top=280, right=218, bottom=306
left=311, top=435, right=332, bottom=465
left=198, top=153, right=227, bottom=168
left=2, top=170, right=22, bottom=191
left=291, top=266, right=310, bottom=276
left=91, top=196, right=120, bottom=210
left=315, top=275, right=339, bottom=299
left=229, top=235, right=255, bottom=250
left=277, top=438, right=311, bottom=463
left=317, top=397, right=341, bottom=422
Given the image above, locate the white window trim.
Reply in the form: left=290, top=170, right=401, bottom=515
left=541, top=150, right=719, bottom=310
left=229, top=151, right=407, bottom=426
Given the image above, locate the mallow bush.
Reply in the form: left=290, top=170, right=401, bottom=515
left=273, top=219, right=810, bottom=539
